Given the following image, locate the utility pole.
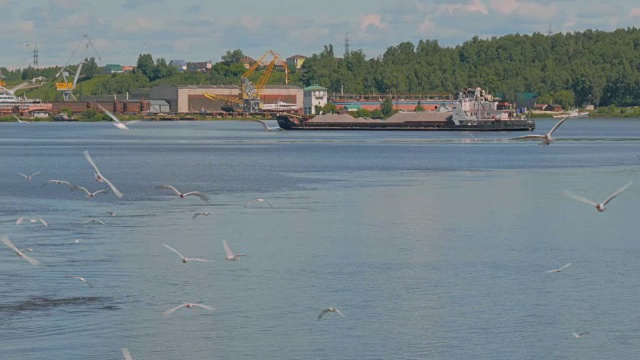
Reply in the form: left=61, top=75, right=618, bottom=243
left=25, top=43, right=38, bottom=68
left=395, top=74, right=399, bottom=111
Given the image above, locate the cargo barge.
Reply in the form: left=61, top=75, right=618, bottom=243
left=277, top=87, right=535, bottom=131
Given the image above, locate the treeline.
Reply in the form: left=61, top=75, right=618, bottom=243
left=302, top=28, right=640, bottom=108
left=2, top=28, right=640, bottom=107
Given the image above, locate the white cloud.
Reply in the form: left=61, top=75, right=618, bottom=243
left=490, top=0, right=518, bottom=15
left=359, top=14, right=388, bottom=33
left=631, top=7, right=640, bottom=17
left=438, top=0, right=489, bottom=15
left=419, top=18, right=436, bottom=34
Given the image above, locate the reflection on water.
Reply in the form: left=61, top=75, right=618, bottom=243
left=0, top=119, right=639, bottom=359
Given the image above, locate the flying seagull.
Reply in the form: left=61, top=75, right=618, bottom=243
left=546, top=263, right=572, bottom=273
left=157, top=184, right=209, bottom=201
left=572, top=332, right=589, bottom=339
left=1, top=236, right=40, bottom=265
left=13, top=115, right=29, bottom=123
left=253, top=119, right=283, bottom=132
left=83, top=218, right=106, bottom=225
left=512, top=116, right=568, bottom=145
left=318, top=307, right=344, bottom=320
left=223, top=240, right=246, bottom=261
left=162, top=243, right=209, bottom=263
left=68, top=275, right=94, bottom=287
left=16, top=217, right=48, bottom=227
left=192, top=212, right=213, bottom=220
left=45, top=179, right=74, bottom=189
left=73, top=185, right=109, bottom=199
left=121, top=348, right=133, bottom=360
left=245, top=198, right=273, bottom=208
left=84, top=150, right=123, bottom=198
left=162, top=302, right=214, bottom=317
left=562, top=181, right=632, bottom=212
left=97, top=103, right=131, bottom=130
left=17, top=172, right=40, bottom=181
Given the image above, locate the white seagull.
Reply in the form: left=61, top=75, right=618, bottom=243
left=563, top=181, right=632, bottom=212
left=97, top=103, right=132, bottom=130
left=45, top=179, right=74, bottom=189
left=158, top=184, right=209, bottom=201
left=17, top=172, right=40, bottom=181
left=16, top=217, right=48, bottom=227
left=162, top=243, right=209, bottom=263
left=546, top=263, right=572, bottom=273
left=1, top=236, right=40, bottom=265
left=107, top=210, right=117, bottom=217
left=223, top=240, right=246, bottom=261
left=121, top=348, right=133, bottom=360
left=512, top=116, right=568, bottom=145
left=318, top=307, right=344, bottom=320
left=245, top=198, right=273, bottom=208
left=83, top=218, right=106, bottom=225
left=84, top=150, right=124, bottom=198
left=253, top=119, right=283, bottom=132
left=572, top=332, right=589, bottom=339
left=13, top=115, right=29, bottom=123
left=68, top=275, right=94, bottom=287
left=192, top=212, right=213, bottom=220
left=162, top=302, right=214, bottom=317
left=73, top=185, right=109, bottom=199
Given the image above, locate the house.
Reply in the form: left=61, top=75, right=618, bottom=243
left=103, top=64, right=123, bottom=74
left=533, top=103, right=547, bottom=111
left=121, top=66, right=135, bottom=73
left=240, top=56, right=256, bottom=69
left=286, top=55, right=307, bottom=69
left=188, top=61, right=212, bottom=72
left=548, top=104, right=563, bottom=112
left=303, top=84, right=328, bottom=115
left=169, top=60, right=187, bottom=72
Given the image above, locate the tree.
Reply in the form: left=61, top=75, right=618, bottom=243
left=136, top=53, right=154, bottom=79
left=83, top=57, right=100, bottom=79
left=414, top=104, right=424, bottom=112
left=381, top=98, right=394, bottom=117
left=221, top=49, right=245, bottom=65
left=321, top=102, right=337, bottom=114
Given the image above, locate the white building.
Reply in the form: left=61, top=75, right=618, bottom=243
left=303, top=85, right=328, bottom=115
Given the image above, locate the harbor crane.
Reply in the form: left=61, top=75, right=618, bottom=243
left=55, top=34, right=101, bottom=101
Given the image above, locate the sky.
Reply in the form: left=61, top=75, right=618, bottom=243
left=1, top=0, right=639, bottom=69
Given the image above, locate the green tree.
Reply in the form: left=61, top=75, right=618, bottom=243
left=136, top=53, right=154, bottom=79
left=414, top=104, right=424, bottom=112
left=221, top=49, right=246, bottom=65
left=83, top=57, right=100, bottom=79
left=381, top=98, right=394, bottom=117
left=321, top=102, right=337, bottom=114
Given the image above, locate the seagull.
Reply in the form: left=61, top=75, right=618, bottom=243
left=83, top=218, right=106, bottom=225
left=546, top=263, right=572, bottom=273
left=162, top=243, right=209, bottom=263
left=562, top=181, right=632, bottom=212
left=107, top=210, right=117, bottom=217
left=162, top=303, right=214, bottom=317
left=223, top=240, right=246, bottom=261
left=97, top=103, right=131, bottom=130
left=68, top=275, right=94, bottom=287
left=45, top=179, right=74, bottom=189
left=13, top=115, right=29, bottom=123
left=192, top=212, right=213, bottom=220
left=121, top=348, right=133, bottom=360
left=157, top=184, right=209, bottom=201
left=73, top=185, right=109, bottom=199
left=16, top=217, right=48, bottom=227
left=253, top=119, right=283, bottom=132
left=1, top=236, right=40, bottom=265
left=318, top=307, right=344, bottom=320
left=17, top=172, right=40, bottom=181
left=84, top=150, right=124, bottom=198
left=572, top=332, right=589, bottom=338
left=245, top=198, right=273, bottom=208
left=512, top=116, right=568, bottom=145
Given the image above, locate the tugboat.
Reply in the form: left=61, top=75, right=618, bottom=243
left=277, top=87, right=535, bottom=131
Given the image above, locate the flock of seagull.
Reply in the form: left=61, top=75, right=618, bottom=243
left=3, top=113, right=342, bottom=358
left=4, top=111, right=628, bottom=357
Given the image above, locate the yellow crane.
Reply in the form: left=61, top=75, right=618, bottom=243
left=240, top=50, right=289, bottom=113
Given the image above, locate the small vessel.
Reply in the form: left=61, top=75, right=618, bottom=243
left=553, top=109, right=589, bottom=118
left=260, top=100, right=298, bottom=112
left=277, top=87, right=535, bottom=131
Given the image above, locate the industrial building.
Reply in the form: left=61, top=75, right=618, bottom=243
left=149, top=85, right=303, bottom=113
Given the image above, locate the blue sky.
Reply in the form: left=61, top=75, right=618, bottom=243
left=1, top=0, right=639, bottom=68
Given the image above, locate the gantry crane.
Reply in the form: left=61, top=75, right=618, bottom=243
left=55, top=34, right=101, bottom=101
left=240, top=50, right=289, bottom=113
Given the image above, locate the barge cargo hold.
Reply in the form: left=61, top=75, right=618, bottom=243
left=277, top=87, right=535, bottom=132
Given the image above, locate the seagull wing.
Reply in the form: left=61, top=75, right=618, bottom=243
left=16, top=217, right=24, bottom=225
left=192, top=303, right=214, bottom=311
left=162, top=304, right=187, bottom=316
left=562, top=190, right=598, bottom=207
left=17, top=173, right=29, bottom=179
left=124, top=120, right=141, bottom=125
left=548, top=116, right=568, bottom=135
left=602, top=181, right=632, bottom=205
left=163, top=243, right=185, bottom=259
left=511, top=135, right=545, bottom=140
left=121, top=348, right=133, bottom=360
left=112, top=122, right=129, bottom=130
left=99, top=175, right=123, bottom=198
left=37, top=218, right=48, bottom=227
left=187, top=258, right=210, bottom=262
left=1, top=236, right=40, bottom=265
left=572, top=332, right=580, bottom=338
left=558, top=263, right=572, bottom=271
left=93, top=189, right=109, bottom=196
left=29, top=172, right=41, bottom=178
left=184, top=192, right=209, bottom=202
left=84, top=150, right=102, bottom=175
left=223, top=240, right=235, bottom=258
left=318, top=309, right=329, bottom=320
left=84, top=150, right=123, bottom=198
left=334, top=308, right=344, bottom=317
left=192, top=212, right=201, bottom=220
left=264, top=199, right=274, bottom=208
left=73, top=185, right=91, bottom=196
left=158, top=184, right=181, bottom=196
